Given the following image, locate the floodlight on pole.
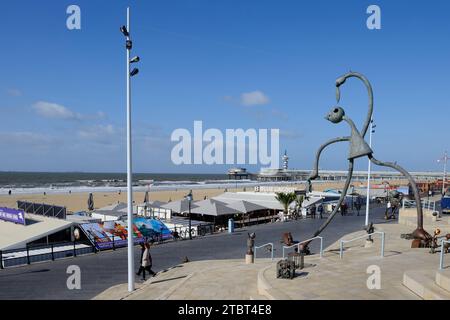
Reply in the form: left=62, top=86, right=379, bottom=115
left=130, top=68, right=139, bottom=77
left=120, top=25, right=129, bottom=37
left=121, top=6, right=141, bottom=293
left=130, top=56, right=140, bottom=63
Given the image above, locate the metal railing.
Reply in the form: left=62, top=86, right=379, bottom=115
left=282, top=236, right=324, bottom=258
left=439, top=239, right=450, bottom=270
left=300, top=236, right=324, bottom=258
left=254, top=243, right=274, bottom=260
left=339, top=231, right=385, bottom=259
left=282, top=243, right=298, bottom=259
left=402, top=199, right=437, bottom=212
left=0, top=240, right=95, bottom=269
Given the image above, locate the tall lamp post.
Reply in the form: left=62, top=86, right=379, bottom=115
left=185, top=190, right=193, bottom=240
left=120, top=7, right=141, bottom=293
left=438, top=151, right=449, bottom=195
left=365, top=119, right=376, bottom=226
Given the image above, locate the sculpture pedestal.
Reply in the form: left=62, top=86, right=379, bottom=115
left=245, top=254, right=254, bottom=264
left=365, top=240, right=374, bottom=248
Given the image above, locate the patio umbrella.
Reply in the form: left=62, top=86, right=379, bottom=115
left=143, top=191, right=149, bottom=204
left=87, top=193, right=94, bottom=211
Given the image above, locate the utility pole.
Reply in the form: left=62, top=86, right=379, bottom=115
left=120, top=7, right=141, bottom=293
left=438, top=151, right=449, bottom=195
left=365, top=119, right=376, bottom=226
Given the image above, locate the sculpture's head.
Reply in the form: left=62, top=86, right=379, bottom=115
left=325, top=106, right=345, bottom=124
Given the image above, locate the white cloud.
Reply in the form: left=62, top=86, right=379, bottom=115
left=32, top=101, right=106, bottom=121
left=32, top=101, right=82, bottom=120
left=240, top=91, right=270, bottom=106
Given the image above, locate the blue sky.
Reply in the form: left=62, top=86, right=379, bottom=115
left=0, top=0, right=449, bottom=173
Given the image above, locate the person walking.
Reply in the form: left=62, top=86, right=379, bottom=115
left=317, top=203, right=324, bottom=219
left=355, top=201, right=361, bottom=216
left=141, top=242, right=156, bottom=280
left=136, top=243, right=146, bottom=277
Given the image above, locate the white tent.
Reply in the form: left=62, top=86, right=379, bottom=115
left=190, top=199, right=237, bottom=216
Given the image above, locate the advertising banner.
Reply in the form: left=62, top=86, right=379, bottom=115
left=134, top=217, right=172, bottom=241
left=0, top=207, right=26, bottom=225
left=80, top=218, right=172, bottom=250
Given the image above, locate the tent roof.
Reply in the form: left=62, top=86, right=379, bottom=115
left=138, top=200, right=167, bottom=209
left=213, top=192, right=284, bottom=210
left=225, top=200, right=268, bottom=213
left=161, top=199, right=198, bottom=213
left=0, top=213, right=73, bottom=250
left=190, top=199, right=237, bottom=216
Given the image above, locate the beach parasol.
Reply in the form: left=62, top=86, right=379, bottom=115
left=143, top=191, right=149, bottom=204
left=87, top=193, right=94, bottom=211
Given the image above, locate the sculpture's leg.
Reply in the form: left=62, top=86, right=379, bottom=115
left=311, top=159, right=354, bottom=239
left=369, top=155, right=431, bottom=242
left=306, top=136, right=349, bottom=192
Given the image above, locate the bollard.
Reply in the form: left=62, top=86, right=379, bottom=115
left=51, top=244, right=54, bottom=261
left=228, top=218, right=234, bottom=234
left=0, top=250, right=3, bottom=269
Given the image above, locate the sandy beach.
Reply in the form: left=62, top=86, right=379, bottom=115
left=0, top=179, right=408, bottom=213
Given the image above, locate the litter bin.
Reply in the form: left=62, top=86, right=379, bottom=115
left=228, top=218, right=234, bottom=233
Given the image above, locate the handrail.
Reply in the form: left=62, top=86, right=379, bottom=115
left=282, top=243, right=298, bottom=259
left=402, top=199, right=437, bottom=212
left=282, top=236, right=324, bottom=258
left=299, top=236, right=324, bottom=258
left=439, top=239, right=450, bottom=270
left=339, top=231, right=385, bottom=259
left=254, top=243, right=274, bottom=260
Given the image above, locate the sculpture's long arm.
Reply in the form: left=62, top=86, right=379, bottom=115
left=306, top=136, right=349, bottom=192
left=369, top=155, right=430, bottom=240
left=336, top=72, right=373, bottom=138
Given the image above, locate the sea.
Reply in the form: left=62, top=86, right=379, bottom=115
left=0, top=172, right=284, bottom=195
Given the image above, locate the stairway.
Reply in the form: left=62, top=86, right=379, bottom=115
left=403, top=269, right=450, bottom=300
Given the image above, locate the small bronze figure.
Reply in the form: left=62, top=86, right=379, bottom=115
left=365, top=222, right=375, bottom=242
left=247, top=232, right=256, bottom=256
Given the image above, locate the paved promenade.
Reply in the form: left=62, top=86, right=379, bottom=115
left=0, top=205, right=387, bottom=299
left=95, top=217, right=450, bottom=300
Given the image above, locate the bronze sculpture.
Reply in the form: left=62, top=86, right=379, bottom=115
left=385, top=190, right=403, bottom=220
left=247, top=232, right=256, bottom=256
left=305, top=72, right=431, bottom=248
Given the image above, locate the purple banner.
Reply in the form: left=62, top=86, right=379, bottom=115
left=0, top=207, right=26, bottom=225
